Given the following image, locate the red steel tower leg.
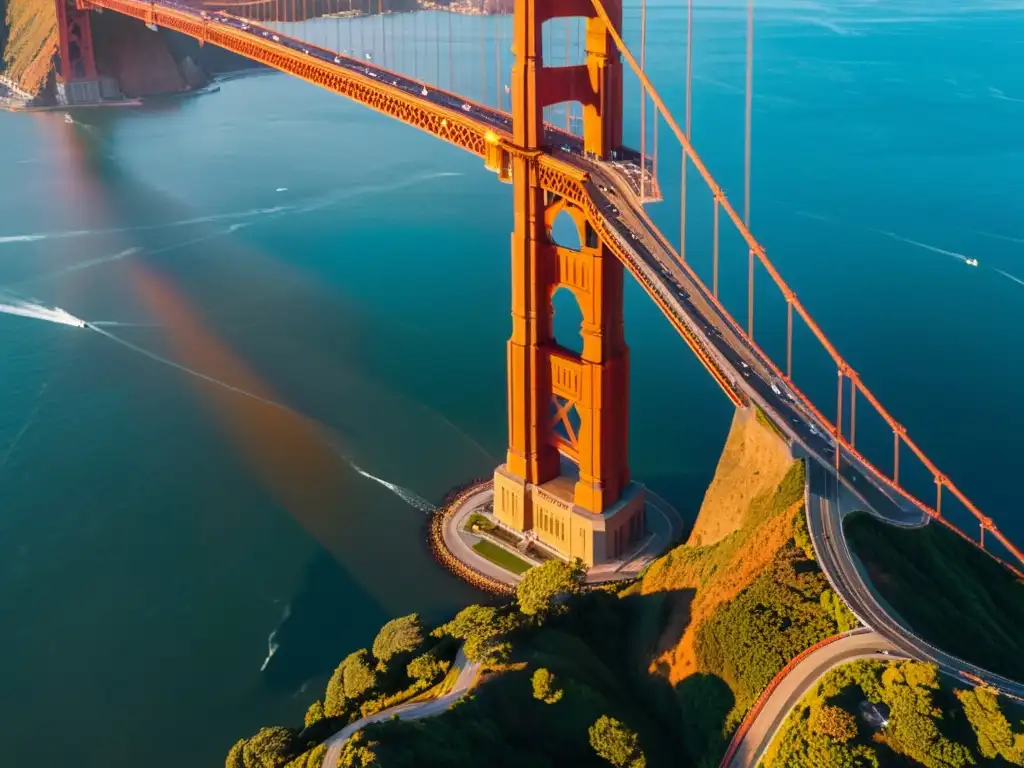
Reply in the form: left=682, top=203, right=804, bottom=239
left=55, top=0, right=98, bottom=83
left=493, top=0, right=643, bottom=568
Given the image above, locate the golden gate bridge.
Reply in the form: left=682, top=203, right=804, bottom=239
left=46, top=0, right=1024, bottom=574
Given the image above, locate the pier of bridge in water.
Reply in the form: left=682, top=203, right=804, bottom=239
left=40, top=0, right=1024, bottom=572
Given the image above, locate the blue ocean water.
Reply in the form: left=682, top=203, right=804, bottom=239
left=0, top=1, right=1022, bottom=764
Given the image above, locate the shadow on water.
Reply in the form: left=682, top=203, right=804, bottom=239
left=260, top=550, right=391, bottom=695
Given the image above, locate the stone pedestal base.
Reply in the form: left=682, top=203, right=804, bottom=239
left=493, top=465, right=646, bottom=567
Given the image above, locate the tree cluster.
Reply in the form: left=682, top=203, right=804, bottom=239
left=768, top=658, right=1024, bottom=768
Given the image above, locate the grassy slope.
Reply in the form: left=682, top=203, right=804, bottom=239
left=687, top=407, right=794, bottom=547
left=3, top=0, right=57, bottom=94
left=624, top=409, right=853, bottom=767
left=845, top=512, right=1024, bottom=682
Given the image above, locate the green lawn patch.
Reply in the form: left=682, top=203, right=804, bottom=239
left=473, top=539, right=533, bottom=575
left=844, top=512, right=1024, bottom=681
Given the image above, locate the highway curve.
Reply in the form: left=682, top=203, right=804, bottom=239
left=321, top=648, right=479, bottom=768
left=723, top=629, right=907, bottom=768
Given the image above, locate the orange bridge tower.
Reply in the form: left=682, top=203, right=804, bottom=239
left=492, top=0, right=645, bottom=567
left=54, top=0, right=122, bottom=105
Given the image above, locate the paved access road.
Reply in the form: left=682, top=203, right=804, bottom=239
left=807, top=463, right=1024, bottom=701
left=321, top=647, right=480, bottom=767
left=724, top=629, right=906, bottom=768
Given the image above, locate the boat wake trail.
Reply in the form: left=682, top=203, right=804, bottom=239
left=91, top=326, right=293, bottom=411
left=260, top=603, right=290, bottom=672
left=90, top=327, right=436, bottom=513
left=0, top=172, right=461, bottom=247
left=89, top=321, right=164, bottom=328
left=876, top=231, right=971, bottom=262
left=0, top=206, right=287, bottom=246
left=346, top=460, right=437, bottom=513
left=0, top=296, right=88, bottom=327
left=993, top=268, right=1024, bottom=288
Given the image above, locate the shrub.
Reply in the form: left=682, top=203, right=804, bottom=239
left=531, top=667, right=564, bottom=704
left=343, top=649, right=377, bottom=700
left=303, top=700, right=324, bottom=728
left=811, top=704, right=857, bottom=742
left=406, top=652, right=451, bottom=683
left=589, top=715, right=646, bottom=768
left=372, top=613, right=424, bottom=666
left=516, top=558, right=586, bottom=618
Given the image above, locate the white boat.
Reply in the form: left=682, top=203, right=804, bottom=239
left=63, top=113, right=73, bottom=124
left=966, top=258, right=979, bottom=267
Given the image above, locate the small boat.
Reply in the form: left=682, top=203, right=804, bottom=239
left=63, top=113, right=73, bottom=124
left=966, top=258, right=979, bottom=267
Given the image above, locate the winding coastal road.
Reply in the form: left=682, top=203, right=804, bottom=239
left=723, top=629, right=907, bottom=768
left=321, top=648, right=479, bottom=767
left=807, top=464, right=1024, bottom=700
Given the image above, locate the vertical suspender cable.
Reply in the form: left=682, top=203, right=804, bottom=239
left=379, top=0, right=385, bottom=69
left=577, top=16, right=583, bottom=137
left=435, top=10, right=440, bottom=86
left=744, top=0, right=754, bottom=337
left=495, top=17, right=503, bottom=110
left=850, top=384, right=857, bottom=449
left=712, top=196, right=719, bottom=297
left=639, top=0, right=647, bottom=201
left=681, top=0, right=691, bottom=258
left=564, top=17, right=571, bottom=131
left=448, top=8, right=454, bottom=92
left=482, top=0, right=488, bottom=104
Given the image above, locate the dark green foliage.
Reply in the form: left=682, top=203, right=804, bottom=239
left=532, top=667, right=564, bottom=703
left=845, top=512, right=1024, bottom=681
left=226, top=739, right=247, bottom=768
left=406, top=651, right=450, bottom=683
left=768, top=659, right=1024, bottom=768
left=821, top=588, right=860, bottom=632
left=372, top=613, right=424, bottom=666
left=303, top=700, right=324, bottom=728
left=589, top=715, right=646, bottom=768
left=235, top=726, right=298, bottom=768
left=434, top=604, right=519, bottom=666
left=811, top=704, right=858, bottom=742
left=357, top=591, right=687, bottom=768
left=323, top=648, right=377, bottom=717
left=674, top=673, right=734, bottom=767
left=284, top=743, right=326, bottom=768
left=956, top=687, right=1024, bottom=764
left=516, top=558, right=586, bottom=618
left=342, top=649, right=376, bottom=699
left=793, top=505, right=815, bottom=560
left=336, top=732, right=378, bottom=768
left=694, top=548, right=841, bottom=726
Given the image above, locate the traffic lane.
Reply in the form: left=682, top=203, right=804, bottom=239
left=582, top=171, right=928, bottom=531
left=729, top=635, right=904, bottom=768
left=810, top=478, right=1024, bottom=700
left=199, top=0, right=920, bottom=533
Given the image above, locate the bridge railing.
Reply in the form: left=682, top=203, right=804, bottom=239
left=589, top=0, right=1023, bottom=569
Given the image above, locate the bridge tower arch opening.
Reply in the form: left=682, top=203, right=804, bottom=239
left=493, top=0, right=644, bottom=568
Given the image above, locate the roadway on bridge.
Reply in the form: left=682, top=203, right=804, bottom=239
left=320, top=647, right=479, bottom=768
left=89, top=0, right=1024, bottom=747
left=724, top=630, right=905, bottom=768
left=184, top=0, right=1024, bottom=716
